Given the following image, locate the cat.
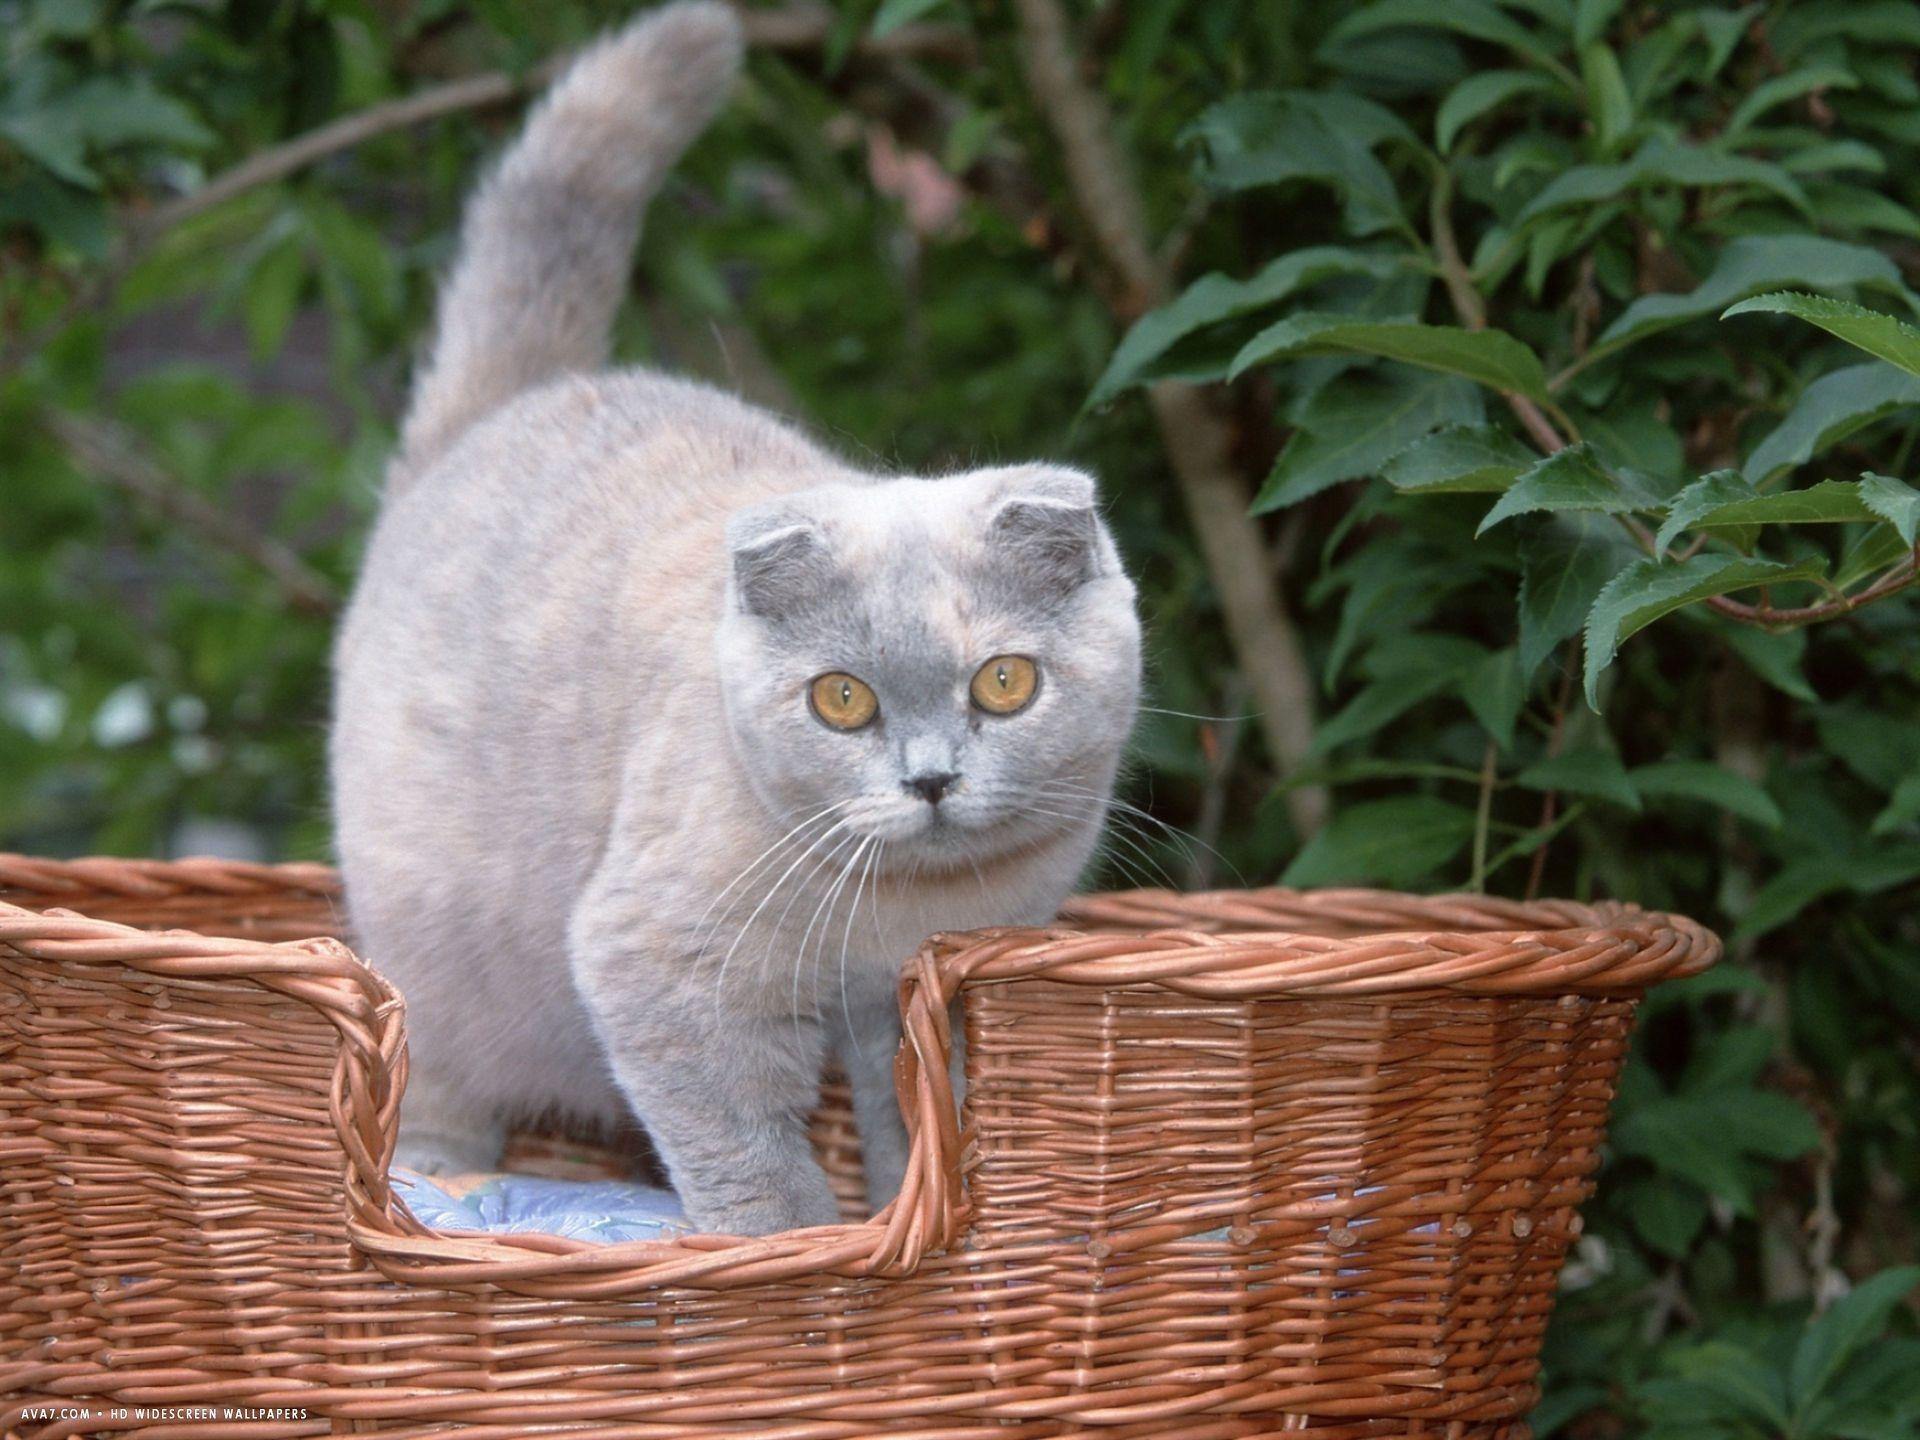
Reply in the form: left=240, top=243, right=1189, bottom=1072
left=329, top=0, right=1142, bottom=1236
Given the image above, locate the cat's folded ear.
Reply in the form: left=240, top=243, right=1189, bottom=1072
left=727, top=503, right=831, bottom=618
left=981, top=466, right=1110, bottom=596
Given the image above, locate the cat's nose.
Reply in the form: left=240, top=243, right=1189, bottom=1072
left=905, top=771, right=960, bottom=805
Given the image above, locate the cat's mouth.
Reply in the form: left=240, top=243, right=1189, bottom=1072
left=845, top=794, right=1073, bottom=860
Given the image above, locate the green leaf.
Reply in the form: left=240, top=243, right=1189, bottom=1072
left=1726, top=64, right=1859, bottom=135
left=1643, top=1342, right=1792, bottom=1431
left=1871, top=773, right=1920, bottom=837
left=1614, top=1089, right=1821, bottom=1209
left=1478, top=443, right=1652, bottom=535
left=1574, top=0, right=1627, bottom=48
left=1255, top=371, right=1485, bottom=511
left=870, top=0, right=949, bottom=38
left=1381, top=424, right=1536, bottom=493
left=1661, top=477, right=1880, bottom=553
left=1745, top=364, right=1920, bottom=483
left=242, top=239, right=307, bottom=363
left=1324, top=0, right=1565, bottom=72
left=1579, top=395, right=1685, bottom=488
left=1695, top=6, right=1760, bottom=78
left=1591, top=236, right=1913, bottom=365
left=1519, top=139, right=1809, bottom=224
left=1584, top=554, right=1826, bottom=706
left=1281, top=796, right=1478, bottom=887
left=1653, top=470, right=1757, bottom=555
left=1517, top=515, right=1632, bottom=678
left=1436, top=70, right=1559, bottom=152
left=1718, top=622, right=1819, bottom=702
left=1183, top=91, right=1410, bottom=235
left=1230, top=312, right=1551, bottom=400
left=1836, top=522, right=1913, bottom=588
left=1772, top=1, right=1920, bottom=58
left=1723, top=293, right=1920, bottom=376
left=1527, top=1385, right=1609, bottom=1440
left=1621, top=1175, right=1709, bottom=1258
left=1516, top=748, right=1641, bottom=810
left=0, top=110, right=97, bottom=187
left=1790, top=1267, right=1920, bottom=1410
left=1630, top=760, right=1785, bottom=829
left=1310, top=671, right=1457, bottom=756
left=1580, top=44, right=1634, bottom=153
left=1860, top=473, right=1920, bottom=545
left=1089, top=248, right=1403, bottom=406
left=1463, top=647, right=1525, bottom=750
left=1820, top=706, right=1920, bottom=791
left=1735, top=846, right=1920, bottom=941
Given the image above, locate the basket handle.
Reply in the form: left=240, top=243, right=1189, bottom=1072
left=342, top=948, right=977, bottom=1296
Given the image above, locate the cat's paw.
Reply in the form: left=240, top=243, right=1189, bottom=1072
left=688, top=1182, right=844, bottom=1237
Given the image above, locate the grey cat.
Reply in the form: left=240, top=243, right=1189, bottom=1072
left=330, top=0, right=1142, bottom=1236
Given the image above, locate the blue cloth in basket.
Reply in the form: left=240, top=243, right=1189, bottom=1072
left=391, top=1169, right=696, bottom=1244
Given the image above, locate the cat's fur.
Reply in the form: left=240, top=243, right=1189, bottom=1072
left=330, top=0, right=1142, bottom=1235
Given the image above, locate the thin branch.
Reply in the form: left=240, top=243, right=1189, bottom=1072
left=1432, top=173, right=1574, bottom=457
left=146, top=5, right=969, bottom=240
left=1, top=2, right=972, bottom=372
left=142, top=66, right=553, bottom=239
left=1010, top=0, right=1327, bottom=836
left=46, top=411, right=339, bottom=617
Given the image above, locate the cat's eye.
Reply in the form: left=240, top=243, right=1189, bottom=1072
left=970, top=655, right=1039, bottom=715
left=810, top=672, right=879, bottom=730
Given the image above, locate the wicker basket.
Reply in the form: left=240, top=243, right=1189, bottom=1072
left=0, top=854, right=1717, bottom=1438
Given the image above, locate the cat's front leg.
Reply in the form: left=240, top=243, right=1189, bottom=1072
left=829, top=996, right=909, bottom=1216
left=573, top=936, right=841, bottom=1236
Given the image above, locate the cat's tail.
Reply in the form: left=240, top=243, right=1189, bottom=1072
left=390, top=1, right=743, bottom=490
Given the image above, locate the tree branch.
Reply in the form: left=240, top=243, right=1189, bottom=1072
left=46, top=411, right=339, bottom=617
left=1009, top=0, right=1326, bottom=836
left=1431, top=172, right=1572, bottom=456
left=138, top=4, right=972, bottom=242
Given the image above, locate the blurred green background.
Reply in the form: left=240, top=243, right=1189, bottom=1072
left=5, top=0, right=1920, bottom=1431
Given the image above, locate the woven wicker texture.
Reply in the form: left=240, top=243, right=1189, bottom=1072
left=0, top=855, right=1716, bottom=1437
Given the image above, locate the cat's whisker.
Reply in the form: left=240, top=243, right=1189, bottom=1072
left=1135, top=705, right=1256, bottom=723
left=1039, top=779, right=1245, bottom=887
left=837, top=838, right=884, bottom=1064
left=712, top=817, right=853, bottom=1009
left=691, top=812, right=843, bottom=994
left=794, top=834, right=871, bottom=1036
left=691, top=801, right=846, bottom=955
left=1019, top=797, right=1171, bottom=893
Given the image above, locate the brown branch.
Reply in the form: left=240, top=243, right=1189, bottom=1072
left=1010, top=0, right=1327, bottom=836
left=141, top=65, right=555, bottom=239
left=0, top=1, right=976, bottom=373
left=1432, top=174, right=1572, bottom=457
left=46, top=411, right=339, bottom=617
left=142, top=5, right=970, bottom=241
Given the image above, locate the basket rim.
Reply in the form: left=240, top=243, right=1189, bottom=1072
left=0, top=854, right=1717, bottom=1298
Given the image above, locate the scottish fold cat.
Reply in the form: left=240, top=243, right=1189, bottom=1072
left=330, top=0, right=1142, bottom=1235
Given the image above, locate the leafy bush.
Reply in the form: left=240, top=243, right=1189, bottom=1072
left=4, top=0, right=1917, bottom=1430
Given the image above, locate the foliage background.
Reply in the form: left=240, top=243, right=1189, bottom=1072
left=4, top=0, right=1919, bottom=1431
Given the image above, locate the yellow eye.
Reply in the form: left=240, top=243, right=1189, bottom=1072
left=970, top=655, right=1039, bottom=715
left=809, top=672, right=878, bottom=730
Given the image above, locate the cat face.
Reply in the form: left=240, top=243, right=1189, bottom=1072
left=716, top=466, right=1141, bottom=871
